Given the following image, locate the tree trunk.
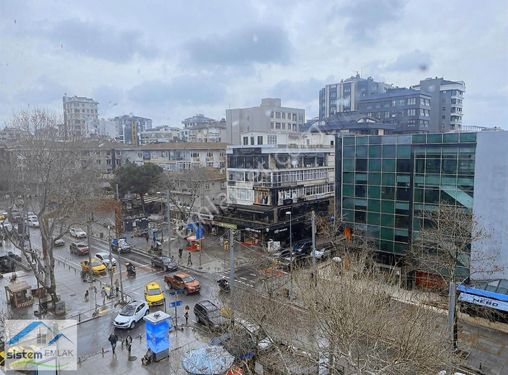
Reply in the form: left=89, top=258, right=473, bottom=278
left=40, top=219, right=58, bottom=309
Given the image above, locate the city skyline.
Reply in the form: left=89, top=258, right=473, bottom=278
left=0, top=0, right=507, bottom=128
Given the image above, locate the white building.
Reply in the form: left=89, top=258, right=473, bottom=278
left=62, top=95, right=99, bottom=138
left=140, top=126, right=181, bottom=144
left=226, top=98, right=305, bottom=145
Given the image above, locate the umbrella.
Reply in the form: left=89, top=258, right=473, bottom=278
left=181, top=345, right=235, bottom=375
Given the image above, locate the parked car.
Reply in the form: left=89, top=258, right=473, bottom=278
left=80, top=258, right=107, bottom=275
left=95, top=252, right=118, bottom=268
left=194, top=300, right=229, bottom=330
left=0, top=219, right=13, bottom=232
left=164, top=272, right=200, bottom=295
left=26, top=216, right=39, bottom=228
left=144, top=282, right=165, bottom=307
left=70, top=227, right=87, bottom=238
left=151, top=255, right=178, bottom=272
left=69, top=242, right=89, bottom=256
left=52, top=237, right=65, bottom=247
left=113, top=301, right=149, bottom=329
left=111, top=238, right=132, bottom=253
left=312, top=245, right=333, bottom=261
left=293, top=239, right=313, bottom=256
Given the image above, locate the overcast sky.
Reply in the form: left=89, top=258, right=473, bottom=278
left=0, top=0, right=507, bottom=128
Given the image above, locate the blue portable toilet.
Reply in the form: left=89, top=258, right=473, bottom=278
left=144, top=311, right=171, bottom=361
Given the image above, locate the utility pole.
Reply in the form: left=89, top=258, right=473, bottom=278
left=115, top=184, right=125, bottom=303
left=311, top=210, right=317, bottom=287
left=108, top=226, right=114, bottom=297
left=286, top=211, right=293, bottom=299
left=87, top=215, right=93, bottom=283
left=229, top=229, right=235, bottom=322
left=167, top=190, right=171, bottom=257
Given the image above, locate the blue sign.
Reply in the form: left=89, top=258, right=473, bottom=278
left=186, top=223, right=204, bottom=240
left=170, top=301, right=182, bottom=307
left=169, top=290, right=184, bottom=296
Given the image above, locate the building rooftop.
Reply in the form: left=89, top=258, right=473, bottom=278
left=358, top=88, right=430, bottom=101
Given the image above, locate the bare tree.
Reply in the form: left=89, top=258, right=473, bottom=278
left=5, top=109, right=101, bottom=308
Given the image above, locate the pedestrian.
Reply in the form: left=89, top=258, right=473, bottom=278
left=125, top=335, right=133, bottom=357
left=84, top=289, right=89, bottom=302
left=178, top=248, right=183, bottom=260
left=184, top=311, right=189, bottom=326
left=187, top=252, right=192, bottom=266
left=114, top=279, right=120, bottom=297
left=145, top=232, right=149, bottom=243
left=108, top=332, right=118, bottom=356
left=101, top=286, right=106, bottom=305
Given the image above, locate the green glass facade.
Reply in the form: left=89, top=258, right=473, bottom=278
left=336, top=132, right=477, bottom=262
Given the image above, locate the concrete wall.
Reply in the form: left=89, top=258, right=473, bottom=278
left=471, top=131, right=508, bottom=280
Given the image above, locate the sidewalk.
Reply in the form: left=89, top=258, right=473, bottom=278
left=77, top=324, right=209, bottom=374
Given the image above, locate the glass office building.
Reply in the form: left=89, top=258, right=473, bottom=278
left=335, top=132, right=477, bottom=265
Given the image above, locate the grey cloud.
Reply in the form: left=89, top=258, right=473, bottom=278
left=15, top=77, right=67, bottom=105
left=385, top=50, right=432, bottom=72
left=128, top=75, right=226, bottom=106
left=44, top=18, right=157, bottom=63
left=270, top=78, right=325, bottom=103
left=342, top=0, right=406, bottom=44
left=92, top=85, right=125, bottom=113
left=183, top=25, right=292, bottom=66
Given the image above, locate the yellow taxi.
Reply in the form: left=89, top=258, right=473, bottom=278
left=144, top=282, right=165, bottom=307
left=80, top=258, right=107, bottom=275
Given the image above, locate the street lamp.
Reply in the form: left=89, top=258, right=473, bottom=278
left=286, top=211, right=293, bottom=299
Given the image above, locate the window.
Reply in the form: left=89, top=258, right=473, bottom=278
left=271, top=122, right=275, bottom=129
left=276, top=122, right=281, bottom=129
left=257, top=136, right=263, bottom=145
left=407, top=97, right=416, bottom=105
left=270, top=111, right=274, bottom=118
left=276, top=112, right=281, bottom=119
left=268, top=135, right=277, bottom=144
left=250, top=137, right=255, bottom=145
left=282, top=112, right=285, bottom=119
left=243, top=137, right=248, bottom=145
left=407, top=109, right=416, bottom=116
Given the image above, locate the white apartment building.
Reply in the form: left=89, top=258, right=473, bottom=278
left=140, top=126, right=181, bottom=144
left=62, top=95, right=99, bottom=138
left=226, top=98, right=305, bottom=145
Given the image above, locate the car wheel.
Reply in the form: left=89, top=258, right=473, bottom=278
left=144, top=309, right=149, bottom=316
left=130, top=321, right=136, bottom=329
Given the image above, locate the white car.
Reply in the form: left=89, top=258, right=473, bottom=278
left=113, top=301, right=149, bottom=329
left=70, top=227, right=87, bottom=238
left=95, top=252, right=118, bottom=268
left=0, top=220, right=13, bottom=232
left=26, top=217, right=40, bottom=228
left=312, top=246, right=333, bottom=261
left=53, top=238, right=65, bottom=247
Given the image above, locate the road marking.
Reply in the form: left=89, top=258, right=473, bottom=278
left=239, top=277, right=248, bottom=281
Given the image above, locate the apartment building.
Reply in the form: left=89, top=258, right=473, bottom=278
left=357, top=88, right=432, bottom=132
left=412, top=77, right=465, bottom=132
left=217, top=134, right=334, bottom=244
left=113, top=115, right=153, bottom=144
left=140, top=126, right=181, bottom=144
left=62, top=95, right=99, bottom=138
left=319, top=75, right=390, bottom=120
left=226, top=98, right=305, bottom=145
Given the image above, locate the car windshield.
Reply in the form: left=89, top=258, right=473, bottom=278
left=162, top=257, right=173, bottom=263
left=146, top=287, right=162, bottom=296
left=77, top=244, right=87, bottom=248
left=91, top=261, right=103, bottom=267
left=119, top=304, right=136, bottom=316
left=183, top=276, right=194, bottom=282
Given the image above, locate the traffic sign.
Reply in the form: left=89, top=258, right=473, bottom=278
left=169, top=290, right=184, bottom=296
left=170, top=301, right=183, bottom=307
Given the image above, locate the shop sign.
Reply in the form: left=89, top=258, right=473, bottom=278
left=245, top=228, right=261, bottom=233
left=274, top=228, right=288, bottom=234
left=459, top=292, right=508, bottom=313
left=213, top=221, right=237, bottom=230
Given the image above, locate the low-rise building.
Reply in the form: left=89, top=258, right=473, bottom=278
left=140, top=126, right=181, bottom=144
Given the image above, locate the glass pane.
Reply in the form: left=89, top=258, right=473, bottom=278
left=343, top=209, right=354, bottom=222
left=355, top=211, right=366, bottom=223
left=396, top=187, right=411, bottom=201
left=343, top=146, right=355, bottom=158
left=393, top=242, right=407, bottom=254
left=459, top=133, right=476, bottom=143
left=397, top=145, right=411, bottom=158
left=381, top=227, right=393, bottom=240
left=381, top=200, right=395, bottom=213
left=381, top=214, right=394, bottom=227
left=383, top=145, right=396, bottom=157
left=355, top=185, right=367, bottom=197
left=356, top=145, right=367, bottom=158
left=369, top=145, right=382, bottom=158
left=355, top=173, right=367, bottom=183
left=344, top=137, right=355, bottom=146
left=342, top=198, right=354, bottom=209
left=380, top=240, right=394, bottom=253
left=342, top=184, right=354, bottom=196
left=369, top=136, right=381, bottom=144
left=382, top=159, right=396, bottom=172
left=414, top=188, right=424, bottom=203
left=356, top=159, right=367, bottom=172
left=343, top=159, right=354, bottom=172
left=425, top=159, right=441, bottom=173
left=382, top=173, right=395, bottom=186
left=368, top=185, right=381, bottom=198
left=412, top=134, right=426, bottom=144
left=397, top=159, right=411, bottom=173
left=444, top=133, right=459, bottom=143
left=394, top=215, right=409, bottom=228
left=442, top=159, right=457, bottom=174
left=368, top=199, right=381, bottom=212
left=427, top=134, right=443, bottom=143
left=369, top=159, right=381, bottom=171
left=424, top=188, right=439, bottom=204
left=381, top=186, right=395, bottom=200
left=368, top=173, right=381, bottom=185
left=343, top=172, right=354, bottom=184
left=382, top=136, right=398, bottom=144
left=356, top=136, right=368, bottom=145
left=367, top=212, right=380, bottom=225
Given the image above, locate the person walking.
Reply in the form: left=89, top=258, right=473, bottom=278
left=184, top=311, right=189, bottom=326
left=178, top=248, right=183, bottom=261
left=84, top=289, right=89, bottom=302
left=125, top=335, right=133, bottom=357
left=114, top=279, right=120, bottom=297
left=108, top=332, right=118, bottom=356
left=187, top=252, right=192, bottom=266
